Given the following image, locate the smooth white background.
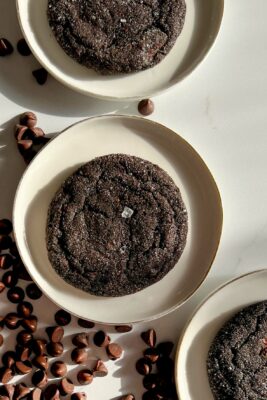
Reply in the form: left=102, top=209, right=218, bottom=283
left=0, top=0, right=267, bottom=399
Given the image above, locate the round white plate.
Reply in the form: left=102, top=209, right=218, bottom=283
left=13, top=115, right=222, bottom=324
left=175, top=269, right=267, bottom=400
left=16, top=0, right=224, bottom=100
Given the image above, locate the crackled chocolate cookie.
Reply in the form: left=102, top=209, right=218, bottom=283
left=47, top=0, right=186, bottom=74
left=46, top=154, right=188, bottom=297
left=207, top=301, right=267, bottom=400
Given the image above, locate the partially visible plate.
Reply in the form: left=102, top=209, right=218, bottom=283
left=16, top=0, right=224, bottom=100
left=175, top=269, right=267, bottom=400
left=13, top=115, right=222, bottom=324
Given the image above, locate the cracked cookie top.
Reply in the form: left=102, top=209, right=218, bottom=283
left=46, top=154, right=188, bottom=297
left=47, top=0, right=186, bottom=73
left=207, top=301, right=267, bottom=400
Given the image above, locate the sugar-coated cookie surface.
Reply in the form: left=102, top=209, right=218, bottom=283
left=47, top=0, right=186, bottom=74
left=207, top=301, right=267, bottom=400
left=46, top=154, right=188, bottom=297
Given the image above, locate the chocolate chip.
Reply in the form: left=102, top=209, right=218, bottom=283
left=7, top=286, right=25, bottom=303
left=0, top=235, right=12, bottom=250
left=51, top=361, right=67, bottom=378
left=93, top=360, right=108, bottom=377
left=0, top=334, right=3, bottom=347
left=26, top=283, right=42, bottom=300
left=71, top=393, right=87, bottom=400
left=77, top=370, right=93, bottom=385
left=5, top=313, right=21, bottom=330
left=115, top=325, right=133, bottom=333
left=119, top=395, right=135, bottom=400
left=2, top=271, right=18, bottom=287
left=93, top=330, right=110, bottom=347
left=0, top=282, right=5, bottom=293
left=28, top=388, right=42, bottom=400
left=17, top=39, right=31, bottom=56
left=138, top=99, right=154, bottom=116
left=2, top=351, right=17, bottom=368
left=144, top=348, right=159, bottom=363
left=54, top=309, right=71, bottom=326
left=44, top=384, right=60, bottom=400
left=71, top=348, right=88, bottom=364
left=16, top=345, right=31, bottom=362
left=136, top=358, right=152, bottom=375
left=16, top=330, right=33, bottom=346
left=59, top=378, right=74, bottom=396
left=0, top=219, right=12, bottom=235
left=72, top=333, right=89, bottom=348
left=21, top=316, right=37, bottom=332
left=156, top=342, right=174, bottom=357
left=32, top=355, right=49, bottom=370
left=46, top=326, right=64, bottom=343
left=141, top=329, right=157, bottom=348
left=106, top=343, right=123, bottom=360
left=32, top=369, right=48, bottom=389
left=32, top=339, right=47, bottom=356
left=143, top=374, right=158, bottom=390
left=0, top=254, right=14, bottom=269
left=77, top=318, right=95, bottom=329
left=0, top=38, right=13, bottom=57
left=46, top=342, right=63, bottom=357
left=32, top=68, right=48, bottom=85
left=17, top=301, right=33, bottom=318
left=14, top=383, right=30, bottom=400
left=15, top=360, right=32, bottom=375
left=0, top=368, right=13, bottom=384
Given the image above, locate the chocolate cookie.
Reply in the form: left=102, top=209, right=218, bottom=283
left=46, top=154, right=188, bottom=297
left=47, top=0, right=186, bottom=74
left=207, top=301, right=267, bottom=400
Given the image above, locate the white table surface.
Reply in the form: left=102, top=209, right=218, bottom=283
left=0, top=0, right=267, bottom=399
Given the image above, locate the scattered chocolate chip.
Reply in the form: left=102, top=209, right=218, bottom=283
left=0, top=282, right=5, bottom=293
left=17, top=39, right=31, bottom=56
left=0, top=368, right=13, bottom=384
left=138, top=99, right=154, bottom=116
left=77, top=318, right=95, bottom=329
left=0, top=235, right=12, bottom=251
left=21, top=316, right=37, bottom=332
left=17, top=301, right=33, bottom=318
left=16, top=345, right=31, bottom=362
left=26, top=283, right=42, bottom=300
left=43, top=384, right=60, bottom=400
left=50, top=361, right=67, bottom=378
left=0, top=334, right=3, bottom=347
left=0, top=219, right=12, bottom=235
left=156, top=342, right=174, bottom=357
left=54, top=309, right=71, bottom=326
left=7, top=286, right=25, bottom=303
left=32, top=339, right=47, bottom=356
left=136, top=358, right=152, bottom=375
left=15, top=360, right=32, bottom=375
left=32, top=369, right=48, bottom=389
left=106, top=343, right=123, bottom=360
left=93, top=330, right=110, bottom=347
left=59, top=378, right=74, bottom=396
left=143, top=374, right=158, bottom=390
left=119, top=395, right=135, bottom=400
left=16, top=330, right=33, bottom=346
left=2, top=271, right=18, bottom=287
left=144, top=348, right=159, bottom=363
left=2, top=351, right=17, bottom=368
left=71, top=348, right=88, bottom=364
left=71, top=393, right=87, bottom=400
left=0, top=38, right=13, bottom=57
left=32, top=68, right=48, bottom=85
left=72, top=333, right=89, bottom=348
left=77, top=370, right=93, bottom=385
left=5, top=313, right=21, bottom=330
left=46, top=326, right=64, bottom=343
left=46, top=342, right=63, bottom=357
left=32, top=355, right=49, bottom=370
left=14, top=383, right=30, bottom=400
left=0, top=254, right=14, bottom=269
left=28, top=388, right=42, bottom=400
left=115, top=325, right=133, bottom=333
left=141, top=329, right=157, bottom=348
left=93, top=360, right=108, bottom=377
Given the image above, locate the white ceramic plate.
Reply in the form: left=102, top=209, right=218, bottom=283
left=16, top=0, right=224, bottom=100
left=13, top=115, right=222, bottom=324
left=175, top=269, right=267, bottom=400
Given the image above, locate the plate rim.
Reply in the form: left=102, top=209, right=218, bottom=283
left=16, top=0, right=224, bottom=101
left=13, top=114, right=223, bottom=324
left=175, top=268, right=267, bottom=399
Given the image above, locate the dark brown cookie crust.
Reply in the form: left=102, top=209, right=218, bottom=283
left=46, top=154, right=188, bottom=297
left=47, top=0, right=186, bottom=74
left=207, top=301, right=267, bottom=400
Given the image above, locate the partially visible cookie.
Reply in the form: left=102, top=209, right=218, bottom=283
left=47, top=0, right=186, bottom=74
left=46, top=154, right=188, bottom=297
left=207, top=301, right=267, bottom=400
